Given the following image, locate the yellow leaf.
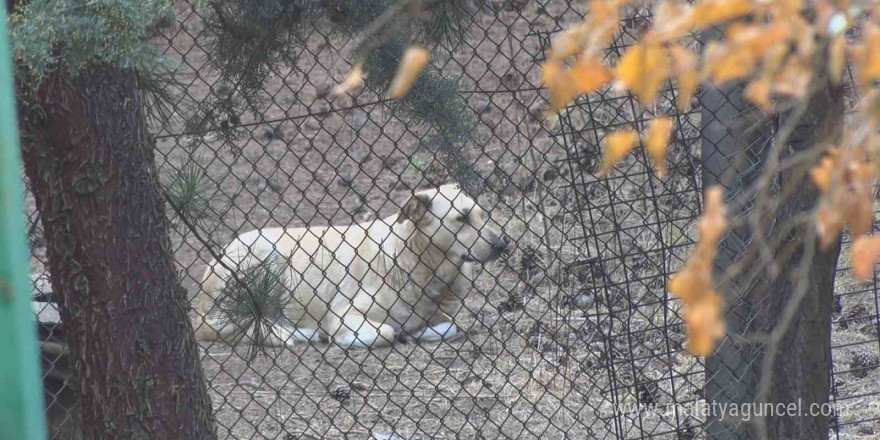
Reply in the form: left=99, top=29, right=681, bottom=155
left=691, top=0, right=753, bottom=30
left=615, top=42, right=670, bottom=105
left=682, top=292, right=726, bottom=357
left=853, top=236, right=880, bottom=281
left=771, top=0, right=803, bottom=15
left=852, top=27, right=880, bottom=88
left=760, top=43, right=790, bottom=79
left=830, top=35, right=846, bottom=85
left=645, top=117, right=673, bottom=178
left=669, top=267, right=710, bottom=303
left=810, top=156, right=838, bottom=192
left=816, top=202, right=844, bottom=250
left=542, top=61, right=579, bottom=115
left=814, top=0, right=836, bottom=36
left=726, top=22, right=792, bottom=58
left=585, top=0, right=623, bottom=51
left=648, top=1, right=694, bottom=43
left=325, top=62, right=364, bottom=98
left=587, top=0, right=624, bottom=26
left=744, top=79, right=772, bottom=113
left=669, top=185, right=727, bottom=358
left=570, top=56, right=613, bottom=94
left=388, top=47, right=430, bottom=100
left=699, top=186, right=728, bottom=247
left=601, top=130, right=639, bottom=176
left=845, top=161, right=874, bottom=238
left=704, top=42, right=756, bottom=84
left=771, top=56, right=811, bottom=99
left=669, top=46, right=698, bottom=111
left=542, top=61, right=562, bottom=87
left=549, top=23, right=590, bottom=62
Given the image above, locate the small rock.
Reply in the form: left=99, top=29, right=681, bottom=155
left=841, top=303, right=870, bottom=330
left=350, top=381, right=371, bottom=392
left=501, top=72, right=522, bottom=89
left=328, top=384, right=351, bottom=403
left=267, top=176, right=285, bottom=194
left=637, top=381, right=660, bottom=406
left=339, top=174, right=355, bottom=187
left=498, top=297, right=524, bottom=314
left=263, top=126, right=284, bottom=141
left=542, top=168, right=559, bottom=182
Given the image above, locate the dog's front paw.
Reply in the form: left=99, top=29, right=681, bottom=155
left=414, top=322, right=460, bottom=342
left=334, top=320, right=396, bottom=348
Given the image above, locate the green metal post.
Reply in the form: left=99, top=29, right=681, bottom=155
left=0, top=1, right=49, bottom=438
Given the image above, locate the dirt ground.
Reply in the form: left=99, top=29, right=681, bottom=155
left=25, top=0, right=880, bottom=439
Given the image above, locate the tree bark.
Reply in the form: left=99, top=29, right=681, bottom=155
left=748, top=78, right=844, bottom=439
left=19, top=66, right=217, bottom=440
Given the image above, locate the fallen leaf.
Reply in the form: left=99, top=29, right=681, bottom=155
left=615, top=42, right=670, bottom=105
left=645, top=117, right=673, bottom=177
left=853, top=236, right=880, bottom=281
left=388, top=47, right=430, bottom=100
left=601, top=130, right=639, bottom=175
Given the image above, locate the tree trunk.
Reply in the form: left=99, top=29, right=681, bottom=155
left=748, top=78, right=844, bottom=439
left=19, top=66, right=217, bottom=440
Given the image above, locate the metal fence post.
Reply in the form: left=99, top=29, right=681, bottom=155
left=0, top=1, right=49, bottom=438
left=700, top=29, right=768, bottom=440
left=700, top=81, right=758, bottom=440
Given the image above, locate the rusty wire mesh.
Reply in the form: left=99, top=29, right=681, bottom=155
left=23, top=0, right=880, bottom=439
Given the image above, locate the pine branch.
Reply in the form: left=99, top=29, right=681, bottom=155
left=192, top=0, right=480, bottom=188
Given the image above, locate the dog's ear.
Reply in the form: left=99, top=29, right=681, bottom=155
left=396, top=193, right=432, bottom=224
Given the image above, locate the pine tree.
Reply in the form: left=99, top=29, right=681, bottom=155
left=8, top=0, right=475, bottom=436
left=191, top=0, right=478, bottom=187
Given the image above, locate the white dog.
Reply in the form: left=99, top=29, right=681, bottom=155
left=194, top=184, right=508, bottom=348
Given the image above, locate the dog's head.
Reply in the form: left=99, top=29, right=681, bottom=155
left=396, top=184, right=509, bottom=263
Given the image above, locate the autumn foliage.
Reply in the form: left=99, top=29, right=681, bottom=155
left=669, top=187, right=728, bottom=357
left=333, top=0, right=880, bottom=358
left=535, top=0, right=880, bottom=357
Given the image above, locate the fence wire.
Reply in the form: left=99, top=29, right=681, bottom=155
left=22, top=1, right=880, bottom=439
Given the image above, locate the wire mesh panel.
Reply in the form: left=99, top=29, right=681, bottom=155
left=20, top=1, right=880, bottom=439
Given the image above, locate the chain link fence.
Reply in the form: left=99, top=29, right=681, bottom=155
left=23, top=0, right=880, bottom=439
